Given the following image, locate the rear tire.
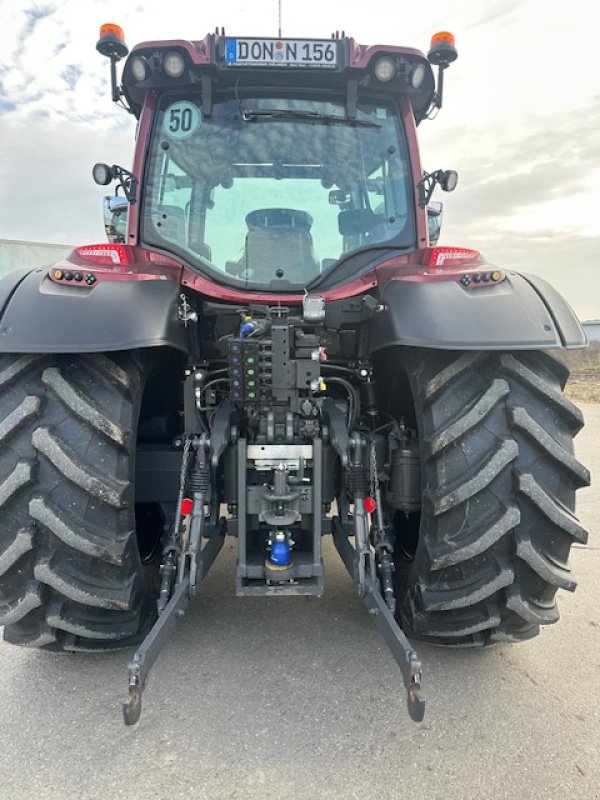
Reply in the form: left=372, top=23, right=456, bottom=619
left=0, top=352, right=158, bottom=650
left=392, top=349, right=590, bottom=645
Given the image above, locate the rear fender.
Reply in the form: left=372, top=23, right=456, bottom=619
left=370, top=271, right=586, bottom=351
left=0, top=269, right=190, bottom=354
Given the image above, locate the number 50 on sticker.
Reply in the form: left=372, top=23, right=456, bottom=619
left=163, top=101, right=200, bottom=139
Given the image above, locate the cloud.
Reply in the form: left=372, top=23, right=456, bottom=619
left=453, top=164, right=587, bottom=221
left=0, top=117, right=134, bottom=244
left=450, top=231, right=600, bottom=320
left=0, top=79, right=17, bottom=111
left=421, top=94, right=600, bottom=247
left=463, top=1, right=523, bottom=31
left=60, top=64, right=83, bottom=90
left=21, top=6, right=54, bottom=41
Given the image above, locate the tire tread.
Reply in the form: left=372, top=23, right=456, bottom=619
left=393, top=348, right=589, bottom=645
left=0, top=352, right=156, bottom=650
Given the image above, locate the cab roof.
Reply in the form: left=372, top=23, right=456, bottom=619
left=121, top=34, right=435, bottom=123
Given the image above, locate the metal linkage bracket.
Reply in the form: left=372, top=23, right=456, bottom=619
left=332, top=517, right=426, bottom=722
left=123, top=578, right=190, bottom=725
left=123, top=525, right=224, bottom=725
left=122, top=433, right=226, bottom=726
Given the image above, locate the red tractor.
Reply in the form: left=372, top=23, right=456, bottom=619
left=0, top=24, right=589, bottom=724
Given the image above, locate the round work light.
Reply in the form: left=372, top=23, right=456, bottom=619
left=92, top=162, right=113, bottom=186
left=163, top=51, right=186, bottom=78
left=441, top=170, right=459, bottom=192
left=374, top=56, right=396, bottom=82
left=410, top=63, right=426, bottom=89
left=130, top=55, right=149, bottom=82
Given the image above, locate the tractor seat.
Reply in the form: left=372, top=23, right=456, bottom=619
left=227, top=208, right=320, bottom=282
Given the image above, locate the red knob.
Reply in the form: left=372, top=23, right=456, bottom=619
left=180, top=498, right=193, bottom=516
left=364, top=497, right=377, bottom=514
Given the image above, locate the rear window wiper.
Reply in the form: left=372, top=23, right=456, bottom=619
left=241, top=109, right=381, bottom=128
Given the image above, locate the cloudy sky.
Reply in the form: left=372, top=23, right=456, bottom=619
left=0, top=0, right=598, bottom=318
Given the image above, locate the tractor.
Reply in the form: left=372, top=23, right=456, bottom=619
left=0, top=24, right=589, bottom=724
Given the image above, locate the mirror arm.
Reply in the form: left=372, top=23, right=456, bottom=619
left=417, top=169, right=457, bottom=208
left=417, top=171, right=440, bottom=208
left=112, top=166, right=138, bottom=204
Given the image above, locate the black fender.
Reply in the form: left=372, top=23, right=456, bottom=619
left=0, top=269, right=190, bottom=353
left=370, top=271, right=586, bottom=351
left=0, top=268, right=33, bottom=314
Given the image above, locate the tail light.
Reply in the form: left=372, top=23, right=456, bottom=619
left=73, top=244, right=134, bottom=265
left=425, top=247, right=481, bottom=267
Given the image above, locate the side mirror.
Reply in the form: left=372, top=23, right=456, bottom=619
left=427, top=201, right=443, bottom=246
left=103, top=195, right=129, bottom=243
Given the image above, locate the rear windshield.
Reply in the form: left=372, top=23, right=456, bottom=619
left=141, top=94, right=415, bottom=290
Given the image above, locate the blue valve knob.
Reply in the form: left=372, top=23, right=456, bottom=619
left=239, top=321, right=256, bottom=339
left=269, top=532, right=292, bottom=567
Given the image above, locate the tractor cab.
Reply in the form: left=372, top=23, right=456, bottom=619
left=95, top=27, right=458, bottom=291
left=141, top=93, right=413, bottom=289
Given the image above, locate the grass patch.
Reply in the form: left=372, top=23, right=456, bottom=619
left=564, top=342, right=600, bottom=403
left=565, top=382, right=600, bottom=403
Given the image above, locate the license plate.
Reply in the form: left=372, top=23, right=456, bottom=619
left=225, top=38, right=338, bottom=68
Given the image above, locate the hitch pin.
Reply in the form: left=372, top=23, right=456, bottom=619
left=123, top=669, right=143, bottom=726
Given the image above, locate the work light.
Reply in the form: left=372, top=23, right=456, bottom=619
left=130, top=55, right=149, bottom=82
left=163, top=51, right=186, bottom=78
left=374, top=56, right=396, bottom=82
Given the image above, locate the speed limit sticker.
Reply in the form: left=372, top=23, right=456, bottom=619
left=163, top=101, right=201, bottom=139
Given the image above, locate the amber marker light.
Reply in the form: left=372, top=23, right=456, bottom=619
left=96, top=23, right=129, bottom=60
left=100, top=23, right=125, bottom=42
left=430, top=31, right=455, bottom=50
left=427, top=31, right=458, bottom=66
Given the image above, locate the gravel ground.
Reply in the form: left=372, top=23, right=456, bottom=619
left=0, top=405, right=598, bottom=800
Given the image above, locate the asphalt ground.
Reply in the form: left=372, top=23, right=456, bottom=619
left=0, top=405, right=598, bottom=800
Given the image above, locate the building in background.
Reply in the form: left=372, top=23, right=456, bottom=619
left=582, top=321, right=600, bottom=342
left=0, top=239, right=73, bottom=278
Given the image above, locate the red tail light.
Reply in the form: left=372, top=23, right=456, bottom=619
left=74, top=243, right=134, bottom=265
left=426, top=246, right=481, bottom=268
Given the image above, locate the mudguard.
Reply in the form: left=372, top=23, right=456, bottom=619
left=0, top=269, right=189, bottom=353
left=370, top=271, right=586, bottom=351
left=0, top=269, right=32, bottom=314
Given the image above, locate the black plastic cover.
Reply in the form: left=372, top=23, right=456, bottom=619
left=518, top=272, right=587, bottom=348
left=0, top=270, right=189, bottom=353
left=369, top=272, right=586, bottom=352
left=0, top=269, right=33, bottom=317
